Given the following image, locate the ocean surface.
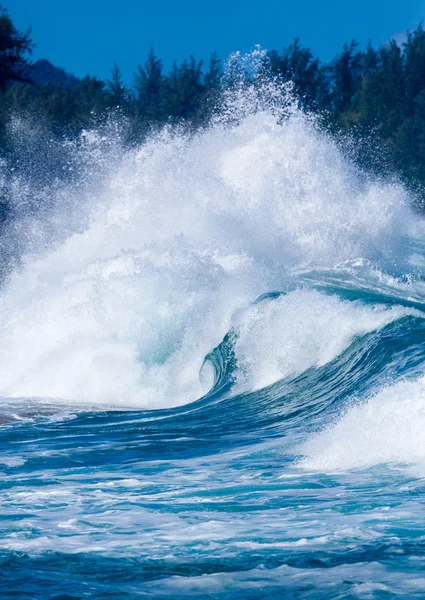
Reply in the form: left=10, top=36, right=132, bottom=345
left=2, top=71, right=425, bottom=598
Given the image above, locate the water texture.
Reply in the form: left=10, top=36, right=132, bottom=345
left=1, top=72, right=425, bottom=598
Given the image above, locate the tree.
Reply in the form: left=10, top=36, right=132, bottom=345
left=71, top=76, right=108, bottom=126
left=404, top=27, right=425, bottom=110
left=0, top=6, right=33, bottom=90
left=134, top=46, right=163, bottom=121
left=362, top=41, right=379, bottom=76
left=204, top=52, right=221, bottom=91
left=331, top=40, right=363, bottom=113
left=358, top=40, right=405, bottom=136
left=269, top=39, right=328, bottom=109
left=163, top=56, right=204, bottom=120
left=107, top=61, right=127, bottom=107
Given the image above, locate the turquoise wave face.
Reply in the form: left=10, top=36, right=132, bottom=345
left=2, top=71, right=425, bottom=598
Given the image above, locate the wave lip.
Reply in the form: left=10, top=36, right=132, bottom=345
left=230, top=289, right=421, bottom=393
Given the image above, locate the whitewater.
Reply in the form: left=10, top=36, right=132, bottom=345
left=2, top=68, right=425, bottom=598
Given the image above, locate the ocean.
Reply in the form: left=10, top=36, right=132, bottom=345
left=1, top=74, right=425, bottom=598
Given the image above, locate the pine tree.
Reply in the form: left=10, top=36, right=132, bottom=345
left=331, top=41, right=363, bottom=113
left=134, top=46, right=163, bottom=121
left=163, top=56, right=204, bottom=120
left=71, top=76, right=108, bottom=126
left=269, top=39, right=325, bottom=108
left=107, top=61, right=127, bottom=107
left=0, top=5, right=33, bottom=90
left=204, top=52, right=221, bottom=91
left=362, top=42, right=379, bottom=76
left=359, top=40, right=405, bottom=136
left=404, top=27, right=425, bottom=110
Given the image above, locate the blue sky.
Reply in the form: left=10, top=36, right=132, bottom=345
left=5, top=0, right=425, bottom=83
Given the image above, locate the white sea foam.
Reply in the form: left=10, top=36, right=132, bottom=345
left=232, top=290, right=419, bottom=391
left=0, top=78, right=415, bottom=407
left=299, top=376, right=425, bottom=473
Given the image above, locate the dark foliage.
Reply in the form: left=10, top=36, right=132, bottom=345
left=3, top=6, right=425, bottom=197
left=0, top=4, right=33, bottom=90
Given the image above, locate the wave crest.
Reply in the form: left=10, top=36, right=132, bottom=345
left=0, top=71, right=417, bottom=407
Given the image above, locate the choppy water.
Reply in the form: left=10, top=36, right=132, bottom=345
left=2, top=69, right=425, bottom=598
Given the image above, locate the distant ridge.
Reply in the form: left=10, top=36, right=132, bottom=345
left=29, top=59, right=80, bottom=89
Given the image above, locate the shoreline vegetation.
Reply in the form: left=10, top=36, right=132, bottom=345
left=2, top=6, right=425, bottom=212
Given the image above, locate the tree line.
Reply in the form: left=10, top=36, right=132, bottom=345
left=2, top=5, right=425, bottom=191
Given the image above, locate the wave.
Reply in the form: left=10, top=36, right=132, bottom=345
left=0, top=69, right=420, bottom=409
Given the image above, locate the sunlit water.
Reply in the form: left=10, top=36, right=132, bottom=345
left=2, top=67, right=425, bottom=598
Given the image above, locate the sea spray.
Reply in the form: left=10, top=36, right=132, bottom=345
left=0, top=60, right=414, bottom=407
